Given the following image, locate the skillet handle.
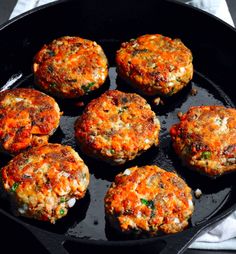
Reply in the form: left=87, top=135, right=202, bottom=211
left=158, top=227, right=201, bottom=254
left=27, top=225, right=69, bottom=254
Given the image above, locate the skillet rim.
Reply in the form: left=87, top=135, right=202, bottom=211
left=0, top=0, right=236, bottom=252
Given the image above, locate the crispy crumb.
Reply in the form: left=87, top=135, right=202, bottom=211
left=160, top=99, right=164, bottom=105
left=153, top=97, right=161, bottom=106
left=177, top=111, right=183, bottom=118
left=190, top=87, right=198, bottom=96
left=75, top=101, right=85, bottom=107
left=194, top=188, right=202, bottom=198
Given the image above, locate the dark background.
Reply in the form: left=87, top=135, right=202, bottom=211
left=1, top=0, right=236, bottom=31
left=2, top=0, right=236, bottom=26
left=0, top=0, right=236, bottom=253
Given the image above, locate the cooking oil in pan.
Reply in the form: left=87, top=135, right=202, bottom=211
left=0, top=67, right=235, bottom=241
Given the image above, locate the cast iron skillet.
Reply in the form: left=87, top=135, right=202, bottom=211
left=0, top=0, right=236, bottom=253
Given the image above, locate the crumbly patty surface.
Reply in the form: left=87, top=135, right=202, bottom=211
left=116, top=34, right=193, bottom=96
left=170, top=106, right=236, bottom=176
left=1, top=143, right=90, bottom=223
left=105, top=165, right=193, bottom=235
left=74, top=90, right=160, bottom=165
left=0, top=88, right=60, bottom=155
left=33, top=36, right=108, bottom=98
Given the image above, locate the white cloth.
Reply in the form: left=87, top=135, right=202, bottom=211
left=10, top=0, right=57, bottom=19
left=190, top=212, right=236, bottom=249
left=9, top=0, right=236, bottom=251
left=186, top=0, right=234, bottom=27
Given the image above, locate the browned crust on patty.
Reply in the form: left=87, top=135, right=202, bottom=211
left=74, top=90, right=160, bottom=165
left=1, top=143, right=90, bottom=223
left=116, top=34, right=193, bottom=96
left=0, top=88, right=60, bottom=155
left=33, top=36, right=108, bottom=98
left=170, top=105, right=236, bottom=176
left=105, top=165, right=194, bottom=235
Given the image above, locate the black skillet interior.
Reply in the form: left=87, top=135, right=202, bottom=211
left=0, top=0, right=236, bottom=253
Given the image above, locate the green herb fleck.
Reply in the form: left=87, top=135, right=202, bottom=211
left=118, top=106, right=128, bottom=113
left=25, top=158, right=30, bottom=163
left=121, top=97, right=128, bottom=104
left=150, top=209, right=156, bottom=218
left=215, top=118, right=223, bottom=125
left=141, top=198, right=155, bottom=209
left=48, top=50, right=55, bottom=57
left=11, top=182, right=19, bottom=192
left=132, top=49, right=148, bottom=56
left=50, top=83, right=57, bottom=88
left=60, top=197, right=66, bottom=203
left=82, top=173, right=87, bottom=179
left=168, top=87, right=176, bottom=96
left=60, top=208, right=65, bottom=215
left=110, top=149, right=115, bottom=154
left=141, top=198, right=149, bottom=206
left=176, top=77, right=182, bottom=82
left=66, top=79, right=77, bottom=83
left=81, top=82, right=95, bottom=93
left=47, top=65, right=54, bottom=73
left=201, top=151, right=211, bottom=160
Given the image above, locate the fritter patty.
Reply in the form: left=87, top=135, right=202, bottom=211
left=74, top=90, right=160, bottom=165
left=170, top=106, right=236, bottom=176
left=105, top=165, right=194, bottom=235
left=33, top=36, right=108, bottom=98
left=1, top=143, right=90, bottom=223
left=116, top=34, right=193, bottom=96
left=0, top=88, right=60, bottom=155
